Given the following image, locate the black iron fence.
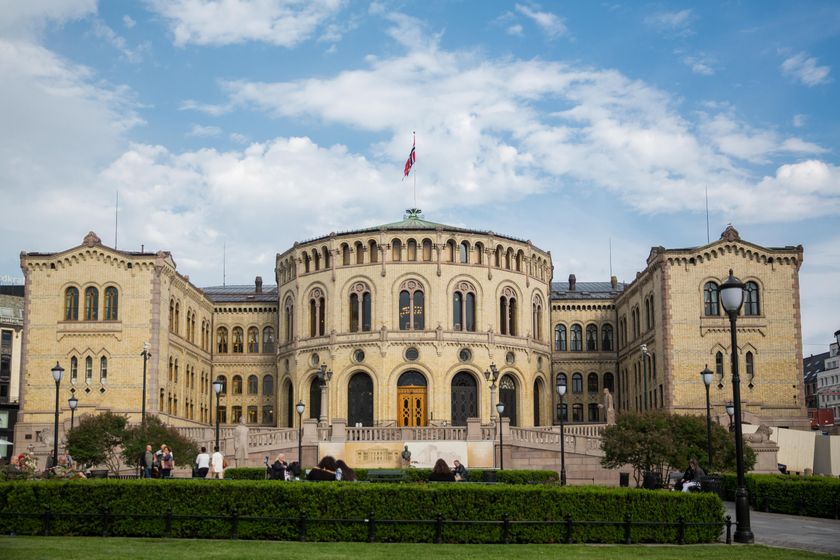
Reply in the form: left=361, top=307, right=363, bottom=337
left=0, top=508, right=734, bottom=545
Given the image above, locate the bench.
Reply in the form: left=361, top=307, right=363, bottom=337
left=366, top=469, right=406, bottom=483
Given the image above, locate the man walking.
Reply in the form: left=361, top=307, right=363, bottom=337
left=211, top=446, right=225, bottom=479
left=140, top=444, right=154, bottom=478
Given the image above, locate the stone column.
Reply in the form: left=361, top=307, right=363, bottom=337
left=319, top=382, right=328, bottom=426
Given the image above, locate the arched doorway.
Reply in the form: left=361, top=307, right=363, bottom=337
left=499, top=374, right=518, bottom=426
left=450, top=371, right=477, bottom=426
left=397, top=370, right=427, bottom=427
left=284, top=379, right=293, bottom=427
left=309, top=377, right=321, bottom=420
left=348, top=372, right=374, bottom=427
left=533, top=378, right=543, bottom=426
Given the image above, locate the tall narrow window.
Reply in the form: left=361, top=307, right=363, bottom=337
left=603, top=372, right=614, bottom=393
left=572, top=373, right=583, bottom=394
left=446, top=240, right=456, bottom=262
left=322, top=246, right=330, bottom=269
left=174, top=302, right=180, bottom=333
left=392, top=238, right=402, bottom=261
left=232, top=327, right=244, bottom=353
left=85, top=356, right=93, bottom=384
left=248, top=375, right=258, bottom=395
left=263, top=327, right=275, bottom=353
left=64, top=287, right=79, bottom=321
left=475, top=242, right=484, bottom=264
left=601, top=324, right=614, bottom=351
left=355, top=241, right=365, bottom=264
left=84, top=287, right=98, bottom=320
left=453, top=292, right=462, bottom=331
left=745, top=351, right=755, bottom=388
left=399, top=280, right=425, bottom=330
left=499, top=287, right=518, bottom=335
left=70, top=356, right=78, bottom=384
left=232, top=375, right=243, bottom=395
left=309, top=289, right=326, bottom=337
left=104, top=287, right=118, bottom=320
left=349, top=283, right=372, bottom=332
left=422, top=239, right=432, bottom=261
left=100, top=356, right=108, bottom=383
left=532, top=296, right=543, bottom=340
left=247, top=327, right=259, bottom=353
left=407, top=239, right=417, bottom=261
left=262, top=374, right=274, bottom=397
left=704, top=282, right=720, bottom=316
left=495, top=246, right=503, bottom=267
left=452, top=281, right=477, bottom=332
left=368, top=240, right=378, bottom=263
left=744, top=282, right=761, bottom=316
left=570, top=324, right=583, bottom=352
left=459, top=241, right=469, bottom=263
left=586, top=324, right=598, bottom=351
left=342, top=244, right=351, bottom=265
left=587, top=372, right=598, bottom=393
left=284, top=297, right=294, bottom=342
left=554, top=324, right=567, bottom=351
left=217, top=327, right=228, bottom=353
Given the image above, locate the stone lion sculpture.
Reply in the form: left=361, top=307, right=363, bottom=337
left=745, top=424, right=773, bottom=443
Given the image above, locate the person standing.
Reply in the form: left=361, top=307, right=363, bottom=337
left=140, top=444, right=154, bottom=478
left=194, top=446, right=211, bottom=478
left=210, top=446, right=225, bottom=479
left=160, top=445, right=174, bottom=479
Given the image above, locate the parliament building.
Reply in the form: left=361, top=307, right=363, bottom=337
left=13, top=210, right=809, bottom=450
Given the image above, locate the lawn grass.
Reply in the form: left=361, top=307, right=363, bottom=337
left=1, top=537, right=837, bottom=560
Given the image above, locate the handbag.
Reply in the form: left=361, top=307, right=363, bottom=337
left=222, top=457, right=229, bottom=468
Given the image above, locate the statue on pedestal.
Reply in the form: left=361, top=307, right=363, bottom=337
left=603, top=388, right=616, bottom=425
left=233, top=416, right=249, bottom=467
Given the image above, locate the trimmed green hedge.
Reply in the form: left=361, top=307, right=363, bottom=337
left=225, top=467, right=558, bottom=484
left=0, top=480, right=722, bottom=543
left=722, top=473, right=840, bottom=519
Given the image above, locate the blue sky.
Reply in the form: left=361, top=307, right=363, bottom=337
left=0, top=1, right=838, bottom=351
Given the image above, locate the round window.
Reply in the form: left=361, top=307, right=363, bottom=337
left=310, top=353, right=320, bottom=367
left=353, top=349, right=365, bottom=363
left=505, top=351, right=515, bottom=365
left=458, top=348, right=472, bottom=363
left=405, top=347, right=420, bottom=361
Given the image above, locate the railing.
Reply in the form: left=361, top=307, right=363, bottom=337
left=0, top=508, right=732, bottom=545
left=346, top=426, right=467, bottom=442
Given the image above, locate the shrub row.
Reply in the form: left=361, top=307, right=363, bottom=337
left=722, top=473, right=840, bottom=519
left=0, top=480, right=723, bottom=543
left=224, top=467, right=559, bottom=484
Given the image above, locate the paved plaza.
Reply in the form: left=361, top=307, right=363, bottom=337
left=723, top=502, right=840, bottom=556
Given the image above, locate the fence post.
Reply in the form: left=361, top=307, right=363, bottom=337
left=367, top=511, right=376, bottom=543
left=565, top=513, right=573, bottom=544
left=165, top=506, right=173, bottom=538
left=502, top=513, right=510, bottom=544
left=102, top=507, right=111, bottom=537
left=435, top=513, right=443, bottom=544
left=677, top=516, right=685, bottom=545
left=230, top=507, right=239, bottom=540
left=298, top=511, right=308, bottom=542
left=42, top=506, right=51, bottom=537
left=623, top=513, right=631, bottom=545
left=724, top=515, right=732, bottom=544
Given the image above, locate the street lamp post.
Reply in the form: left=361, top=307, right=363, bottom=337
left=556, top=378, right=567, bottom=485
left=296, top=400, right=305, bottom=469
left=725, top=401, right=735, bottom=433
left=701, top=365, right=714, bottom=472
left=719, top=269, right=754, bottom=544
left=141, top=342, right=151, bottom=425
left=212, top=378, right=223, bottom=451
left=68, top=395, right=78, bottom=432
left=496, top=401, right=505, bottom=470
left=484, top=363, right=501, bottom=420
left=317, top=364, right=333, bottom=426
left=641, top=344, right=650, bottom=411
left=51, top=362, right=64, bottom=468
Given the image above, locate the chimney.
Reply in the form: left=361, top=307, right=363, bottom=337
left=568, top=274, right=576, bottom=291
left=255, top=276, right=263, bottom=293
left=611, top=275, right=618, bottom=289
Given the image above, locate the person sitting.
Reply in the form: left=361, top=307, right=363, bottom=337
left=451, top=459, right=468, bottom=481
left=429, top=459, right=456, bottom=482
left=335, top=459, right=356, bottom=481
left=269, top=454, right=290, bottom=480
left=679, top=457, right=706, bottom=492
left=306, top=455, right=337, bottom=481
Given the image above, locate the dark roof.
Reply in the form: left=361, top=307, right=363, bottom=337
left=0, top=285, right=24, bottom=297
left=201, top=285, right=278, bottom=304
left=804, top=352, right=830, bottom=381
left=551, top=281, right=624, bottom=301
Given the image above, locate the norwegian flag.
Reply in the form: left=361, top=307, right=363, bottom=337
left=403, top=135, right=416, bottom=178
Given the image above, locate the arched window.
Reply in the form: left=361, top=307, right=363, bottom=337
left=169, top=299, right=175, bottom=331
left=586, top=324, right=598, bottom=351
left=407, top=239, right=417, bottom=261
left=262, top=374, right=274, bottom=396
left=312, top=249, right=320, bottom=271
left=247, top=327, right=259, bottom=353
left=85, top=356, right=93, bottom=383
left=248, top=375, right=258, bottom=395
left=554, top=324, right=567, bottom=351
left=533, top=378, right=543, bottom=426
left=601, top=324, right=614, bottom=351
left=746, top=351, right=755, bottom=388
left=348, top=372, right=374, bottom=426
left=100, top=356, right=108, bottom=383
left=603, top=372, right=614, bottom=393
left=70, top=356, right=78, bottom=384
left=232, top=327, right=244, bottom=353
left=399, top=280, right=425, bottom=330
left=515, top=251, right=523, bottom=272
left=217, top=327, right=228, bottom=353
left=532, top=295, right=543, bottom=340
left=452, top=281, right=476, bottom=332
left=422, top=239, right=433, bottom=261
left=587, top=372, right=599, bottom=393
left=446, top=240, right=456, bottom=262
left=262, top=327, right=275, bottom=353
left=572, top=373, right=583, bottom=394
left=505, top=248, right=513, bottom=269
left=495, top=245, right=503, bottom=267
left=392, top=238, right=402, bottom=261
left=350, top=282, right=372, bottom=332
left=64, top=287, right=79, bottom=321
left=218, top=375, right=227, bottom=394
left=499, top=375, right=518, bottom=426
left=570, top=324, right=583, bottom=352
left=588, top=403, right=600, bottom=422
left=322, top=246, right=330, bottom=269
left=704, top=281, right=720, bottom=316
left=174, top=302, right=180, bottom=333
left=84, top=287, right=98, bottom=320
left=368, top=240, right=378, bottom=263
left=232, top=375, right=243, bottom=395
left=284, top=297, right=294, bottom=342
left=303, top=253, right=311, bottom=273
left=309, top=377, right=321, bottom=420
left=342, top=243, right=350, bottom=265
left=309, top=288, right=326, bottom=337
left=451, top=372, right=478, bottom=426
left=572, top=403, right=583, bottom=422
left=459, top=241, right=469, bottom=263
left=475, top=242, right=484, bottom=264
left=557, top=402, right=568, bottom=422
left=744, top=282, right=761, bottom=316
left=104, top=287, right=118, bottom=320
left=355, top=241, right=365, bottom=264
left=499, top=287, right=518, bottom=336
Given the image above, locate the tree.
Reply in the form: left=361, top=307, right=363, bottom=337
left=601, top=411, right=756, bottom=486
left=65, top=412, right=127, bottom=473
left=121, top=416, right=199, bottom=469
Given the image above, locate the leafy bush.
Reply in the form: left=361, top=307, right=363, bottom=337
left=225, top=467, right=558, bottom=484
left=722, top=473, right=840, bottom=519
left=0, top=480, right=723, bottom=543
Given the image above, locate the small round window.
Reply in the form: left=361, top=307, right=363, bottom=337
left=405, top=347, right=420, bottom=361
left=353, top=349, right=365, bottom=363
left=505, top=351, right=515, bottom=365
left=310, top=353, right=320, bottom=367
left=458, top=348, right=472, bottom=363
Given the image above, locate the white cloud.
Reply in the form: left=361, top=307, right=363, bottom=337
left=644, top=9, right=694, bottom=37
left=148, top=0, right=346, bottom=47
left=507, top=24, right=524, bottom=36
left=230, top=132, right=249, bottom=144
left=781, top=52, right=830, bottom=86
left=680, top=52, right=716, bottom=76
left=793, top=114, right=807, bottom=128
left=91, top=19, right=147, bottom=63
left=0, top=0, right=96, bottom=38
left=515, top=4, right=568, bottom=39
left=187, top=124, right=223, bottom=137
left=123, top=14, right=136, bottom=28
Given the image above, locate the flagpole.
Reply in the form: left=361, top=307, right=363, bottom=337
left=413, top=131, right=417, bottom=209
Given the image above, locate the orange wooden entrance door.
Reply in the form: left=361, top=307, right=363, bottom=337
left=397, top=386, right=427, bottom=427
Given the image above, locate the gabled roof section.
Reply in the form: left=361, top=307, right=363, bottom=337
left=202, top=285, right=278, bottom=304
left=551, top=281, right=624, bottom=300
